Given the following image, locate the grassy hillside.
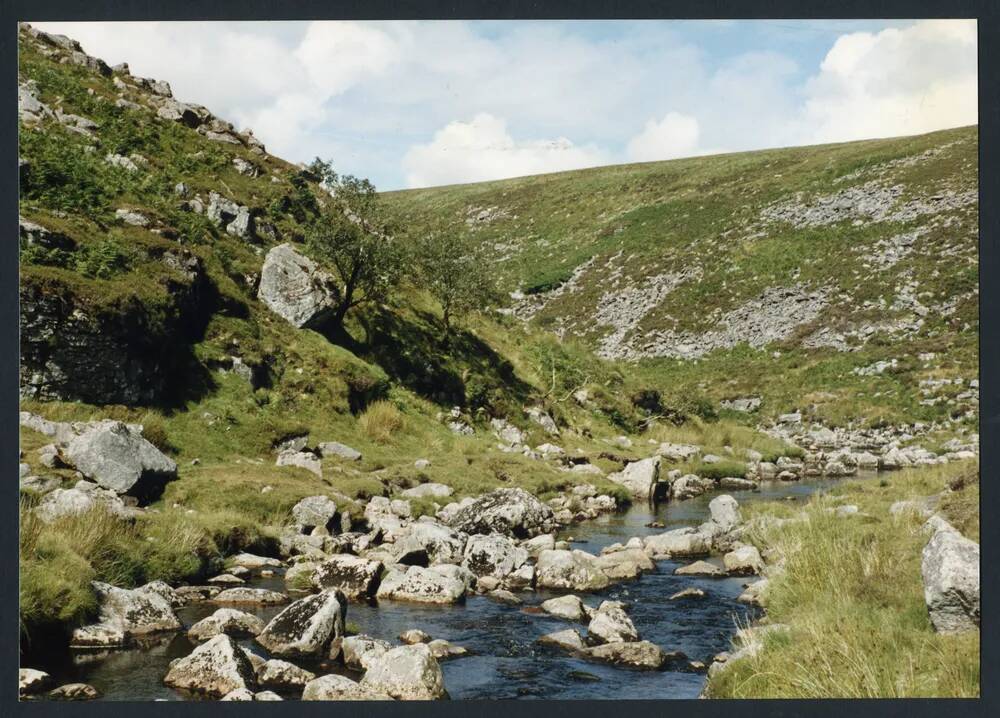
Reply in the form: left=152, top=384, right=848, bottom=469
left=385, top=126, right=979, bottom=429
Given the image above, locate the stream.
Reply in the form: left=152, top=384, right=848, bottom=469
left=24, top=474, right=857, bottom=700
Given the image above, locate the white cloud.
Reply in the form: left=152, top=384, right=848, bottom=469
left=402, top=113, right=608, bottom=187
left=626, top=112, right=702, bottom=162
left=802, top=19, right=977, bottom=143
left=31, top=19, right=977, bottom=189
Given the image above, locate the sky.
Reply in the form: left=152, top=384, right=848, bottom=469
left=32, top=19, right=978, bottom=191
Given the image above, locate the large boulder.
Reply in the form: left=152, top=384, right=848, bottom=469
left=257, top=243, right=337, bottom=329
left=164, top=634, right=257, bottom=698
left=302, top=674, right=393, bottom=701
left=587, top=601, right=639, bottom=644
left=448, top=488, right=555, bottom=538
left=63, top=421, right=177, bottom=502
left=921, top=522, right=980, bottom=633
left=337, top=634, right=392, bottom=670
left=187, top=608, right=265, bottom=643
left=608, top=456, right=663, bottom=501
left=313, top=555, right=383, bottom=599
left=290, top=495, right=340, bottom=533
left=461, top=534, right=528, bottom=578
left=376, top=565, right=467, bottom=604
left=535, top=549, right=611, bottom=592
left=255, top=589, right=347, bottom=657
left=360, top=643, right=447, bottom=700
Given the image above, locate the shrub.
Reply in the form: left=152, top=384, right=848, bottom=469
left=359, top=400, right=405, bottom=443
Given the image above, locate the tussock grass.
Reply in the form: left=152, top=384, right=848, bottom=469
left=359, top=400, right=406, bottom=443
left=707, top=461, right=979, bottom=698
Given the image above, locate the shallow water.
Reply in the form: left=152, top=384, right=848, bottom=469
left=25, top=476, right=857, bottom=700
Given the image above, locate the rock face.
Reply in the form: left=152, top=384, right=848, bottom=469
left=535, top=549, right=611, bottom=591
left=19, top=251, right=205, bottom=405
left=376, top=565, right=467, bottom=604
left=62, top=421, right=177, bottom=501
left=255, top=589, right=347, bottom=657
left=448, top=487, right=555, bottom=538
left=302, top=674, right=393, bottom=701
left=921, top=522, right=980, bottom=633
left=163, top=635, right=257, bottom=698
left=360, top=643, right=447, bottom=700
left=608, top=456, right=663, bottom=501
left=257, top=243, right=337, bottom=329
left=313, top=555, right=383, bottom=598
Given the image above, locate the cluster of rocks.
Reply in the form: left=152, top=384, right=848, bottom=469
left=19, top=413, right=178, bottom=516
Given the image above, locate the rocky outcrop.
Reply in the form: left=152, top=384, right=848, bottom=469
left=921, top=520, right=980, bottom=633
left=62, top=421, right=177, bottom=501
left=448, top=487, right=556, bottom=538
left=255, top=589, right=347, bottom=657
left=257, top=243, right=337, bottom=329
left=163, top=634, right=257, bottom=698
left=360, top=643, right=447, bottom=700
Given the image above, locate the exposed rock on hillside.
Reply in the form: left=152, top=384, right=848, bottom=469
left=257, top=243, right=338, bottom=329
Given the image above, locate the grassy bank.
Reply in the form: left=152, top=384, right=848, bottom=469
left=705, top=460, right=980, bottom=698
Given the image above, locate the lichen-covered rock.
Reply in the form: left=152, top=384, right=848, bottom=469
left=921, top=521, right=980, bottom=633
left=723, top=545, right=764, bottom=576
left=583, top=640, right=668, bottom=670
left=187, top=608, right=265, bottom=642
left=708, top=495, right=741, bottom=532
left=212, top=587, right=288, bottom=605
left=337, top=634, right=392, bottom=670
left=392, top=521, right=467, bottom=566
left=376, top=565, right=467, bottom=604
left=535, top=549, right=611, bottom=591
left=540, top=594, right=593, bottom=622
left=313, top=555, right=383, bottom=599
left=62, top=421, right=177, bottom=501
left=360, top=643, right=447, bottom=700
left=163, top=634, right=257, bottom=698
left=448, top=487, right=555, bottom=538
left=643, top=528, right=711, bottom=559
left=587, top=601, right=639, bottom=644
left=302, top=674, right=393, bottom=701
left=608, top=456, right=663, bottom=500
left=462, top=533, right=528, bottom=578
left=257, top=659, right=316, bottom=690
left=257, top=243, right=337, bottom=329
left=75, top=581, right=181, bottom=644
left=290, top=495, right=340, bottom=533
left=19, top=668, right=52, bottom=697
left=255, top=589, right=346, bottom=657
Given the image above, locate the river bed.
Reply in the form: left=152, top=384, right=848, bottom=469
left=24, top=474, right=857, bottom=700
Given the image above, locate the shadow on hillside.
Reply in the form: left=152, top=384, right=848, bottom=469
left=324, top=308, right=535, bottom=411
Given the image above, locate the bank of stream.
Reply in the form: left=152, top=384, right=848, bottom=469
left=24, top=474, right=861, bottom=700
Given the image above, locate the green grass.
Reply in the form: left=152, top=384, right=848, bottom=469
left=706, top=461, right=980, bottom=698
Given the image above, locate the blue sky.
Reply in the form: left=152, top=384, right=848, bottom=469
left=34, top=19, right=977, bottom=190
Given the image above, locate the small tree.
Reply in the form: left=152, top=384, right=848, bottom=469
left=415, top=231, right=502, bottom=331
left=304, top=159, right=403, bottom=331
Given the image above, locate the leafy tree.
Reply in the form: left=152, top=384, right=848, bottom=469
left=414, top=231, right=502, bottom=331
left=304, top=159, right=404, bottom=331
